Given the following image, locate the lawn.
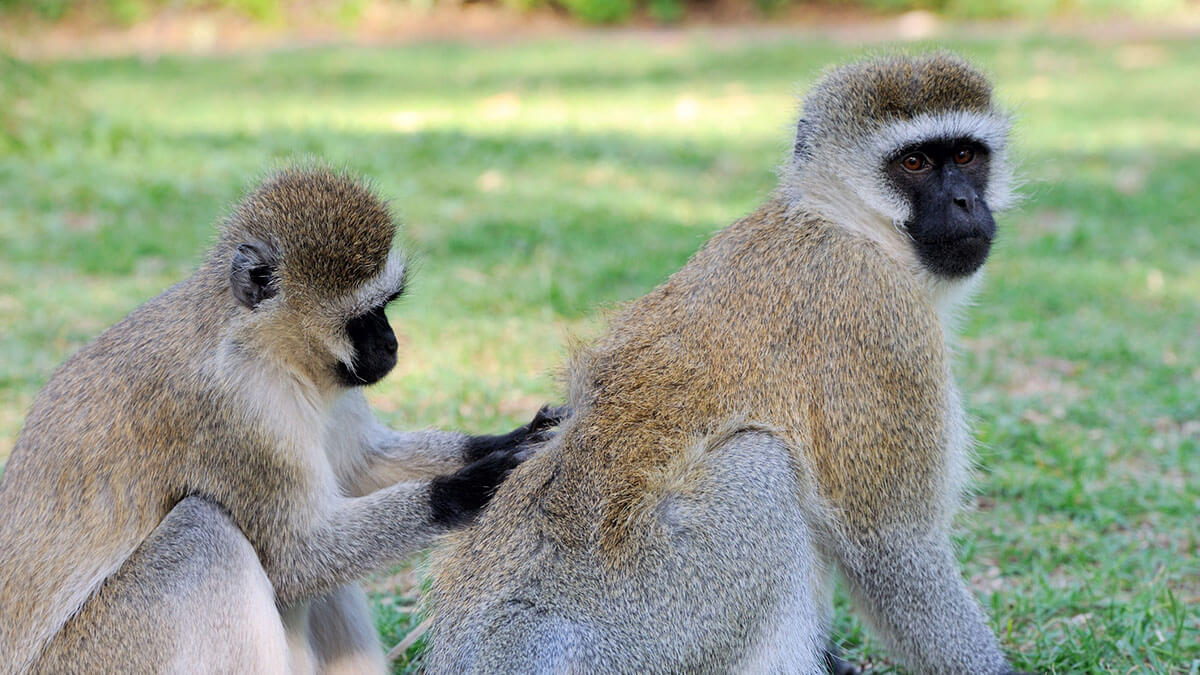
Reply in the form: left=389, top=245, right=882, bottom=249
left=1, top=28, right=1197, bottom=673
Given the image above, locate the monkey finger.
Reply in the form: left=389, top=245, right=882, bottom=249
left=463, top=425, right=533, bottom=462
left=523, top=427, right=562, bottom=446
left=512, top=435, right=556, bottom=461
left=528, top=404, right=571, bottom=432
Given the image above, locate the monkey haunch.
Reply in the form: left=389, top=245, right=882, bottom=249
left=429, top=53, right=1023, bottom=674
left=0, top=167, right=558, bottom=673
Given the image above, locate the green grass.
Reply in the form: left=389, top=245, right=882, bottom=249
left=2, top=31, right=1198, bottom=673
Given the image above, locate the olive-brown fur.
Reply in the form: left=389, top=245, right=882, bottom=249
left=805, top=53, right=993, bottom=135
left=0, top=166, right=535, bottom=673
left=429, top=53, right=1019, bottom=674
left=221, top=168, right=396, bottom=296
left=431, top=200, right=950, bottom=626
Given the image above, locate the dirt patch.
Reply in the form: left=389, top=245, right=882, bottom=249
left=5, top=3, right=1200, bottom=62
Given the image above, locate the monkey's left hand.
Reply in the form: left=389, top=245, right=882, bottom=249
left=462, top=404, right=571, bottom=463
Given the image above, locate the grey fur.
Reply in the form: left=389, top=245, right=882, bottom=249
left=427, top=54, right=1022, bottom=675
left=0, top=168, right=510, bottom=673
left=431, top=431, right=826, bottom=674
left=781, top=52, right=1015, bottom=237
left=34, top=496, right=289, bottom=674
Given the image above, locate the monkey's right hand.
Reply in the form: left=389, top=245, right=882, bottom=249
left=428, top=450, right=522, bottom=528
left=461, top=404, right=571, bottom=463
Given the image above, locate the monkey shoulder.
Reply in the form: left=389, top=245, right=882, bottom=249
left=782, top=221, right=952, bottom=434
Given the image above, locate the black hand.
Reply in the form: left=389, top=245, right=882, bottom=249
left=462, top=404, right=571, bottom=462
left=429, top=450, right=521, bottom=528
left=528, top=404, right=570, bottom=433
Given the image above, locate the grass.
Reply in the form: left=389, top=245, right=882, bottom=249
left=2, top=30, right=1198, bottom=673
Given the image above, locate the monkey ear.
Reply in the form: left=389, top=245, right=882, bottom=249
left=230, top=241, right=279, bottom=310
left=793, top=118, right=814, bottom=160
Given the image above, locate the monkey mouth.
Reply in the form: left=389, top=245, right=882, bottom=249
left=950, top=235, right=990, bottom=250
left=960, top=233, right=992, bottom=246
left=916, top=235, right=993, bottom=278
left=948, top=237, right=991, bottom=271
left=334, top=353, right=397, bottom=387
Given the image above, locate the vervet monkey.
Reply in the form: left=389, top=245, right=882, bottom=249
left=428, top=53, right=1024, bottom=674
left=0, top=167, right=560, bottom=673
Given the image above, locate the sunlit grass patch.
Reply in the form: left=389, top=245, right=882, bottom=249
left=2, top=30, right=1197, bottom=673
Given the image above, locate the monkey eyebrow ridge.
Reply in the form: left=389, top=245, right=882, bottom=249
left=336, top=253, right=407, bottom=317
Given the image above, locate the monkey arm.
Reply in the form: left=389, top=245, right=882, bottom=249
left=258, top=483, right=442, bottom=606
left=329, top=392, right=566, bottom=496
left=810, top=289, right=1013, bottom=673
left=817, top=439, right=1013, bottom=670
left=832, top=529, right=1009, bottom=674
left=324, top=390, right=474, bottom=494
left=258, top=448, right=520, bottom=607
left=350, top=426, right=474, bottom=493
left=789, top=248, right=1013, bottom=673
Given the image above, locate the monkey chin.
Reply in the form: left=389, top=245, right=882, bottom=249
left=917, top=235, right=993, bottom=279
left=334, top=354, right=397, bottom=387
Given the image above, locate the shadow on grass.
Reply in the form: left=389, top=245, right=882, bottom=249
left=2, top=122, right=786, bottom=315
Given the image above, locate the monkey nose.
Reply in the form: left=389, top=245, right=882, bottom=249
left=953, top=195, right=975, bottom=214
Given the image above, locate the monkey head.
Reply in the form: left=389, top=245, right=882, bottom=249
left=787, top=52, right=1016, bottom=279
left=217, top=167, right=407, bottom=388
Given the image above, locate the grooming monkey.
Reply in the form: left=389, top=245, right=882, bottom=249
left=0, top=167, right=561, bottom=673
left=429, top=53, right=1024, bottom=673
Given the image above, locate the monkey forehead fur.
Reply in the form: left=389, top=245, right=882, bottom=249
left=784, top=52, right=1016, bottom=231
left=217, top=166, right=398, bottom=297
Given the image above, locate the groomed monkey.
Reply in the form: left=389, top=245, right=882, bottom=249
left=428, top=53, right=1023, bottom=673
left=0, top=167, right=560, bottom=673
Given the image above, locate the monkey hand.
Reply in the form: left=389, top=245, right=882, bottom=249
left=462, top=404, right=571, bottom=462
left=429, top=450, right=523, bottom=528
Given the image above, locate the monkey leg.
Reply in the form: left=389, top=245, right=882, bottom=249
left=304, top=584, right=388, bottom=675
left=830, top=530, right=1008, bottom=674
left=692, top=431, right=829, bottom=674
left=432, top=430, right=828, bottom=674
left=36, top=495, right=288, bottom=674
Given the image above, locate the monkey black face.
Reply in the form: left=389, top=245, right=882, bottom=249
left=335, top=295, right=402, bottom=387
left=228, top=238, right=405, bottom=387
left=886, top=137, right=996, bottom=278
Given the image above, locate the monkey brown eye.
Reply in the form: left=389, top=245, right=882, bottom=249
left=954, top=147, right=975, bottom=165
left=901, top=154, right=926, bottom=172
